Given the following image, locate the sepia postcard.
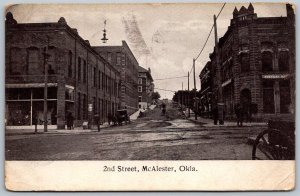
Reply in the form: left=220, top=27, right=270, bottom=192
left=4, top=2, right=295, bottom=191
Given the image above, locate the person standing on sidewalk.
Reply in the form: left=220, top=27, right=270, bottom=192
left=66, top=112, right=74, bottom=130
left=212, top=106, right=218, bottom=125
left=32, top=113, right=38, bottom=133
left=94, top=114, right=100, bottom=132
left=235, top=103, right=243, bottom=127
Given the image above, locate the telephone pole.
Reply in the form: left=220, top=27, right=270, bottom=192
left=214, top=14, right=224, bottom=124
left=193, top=58, right=198, bottom=120
left=43, top=46, right=49, bottom=132
left=188, top=71, right=190, bottom=117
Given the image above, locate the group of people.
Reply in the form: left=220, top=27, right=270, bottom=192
left=211, top=103, right=252, bottom=126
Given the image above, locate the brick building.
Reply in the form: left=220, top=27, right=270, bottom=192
left=199, top=61, right=212, bottom=118
left=5, top=13, right=121, bottom=129
left=138, top=66, right=154, bottom=109
left=93, top=41, right=139, bottom=115
left=202, top=3, right=295, bottom=120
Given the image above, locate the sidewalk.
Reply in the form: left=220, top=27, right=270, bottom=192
left=187, top=116, right=268, bottom=127
left=5, top=123, right=111, bottom=135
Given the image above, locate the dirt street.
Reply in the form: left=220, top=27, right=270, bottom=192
left=5, top=104, right=266, bottom=160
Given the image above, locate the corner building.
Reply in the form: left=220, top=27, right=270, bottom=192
left=5, top=13, right=121, bottom=129
left=208, top=3, right=295, bottom=120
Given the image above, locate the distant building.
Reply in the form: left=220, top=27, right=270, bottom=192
left=93, top=41, right=139, bottom=115
left=203, top=3, right=295, bottom=120
left=5, top=13, right=121, bottom=128
left=199, top=61, right=212, bottom=118
left=138, top=66, right=154, bottom=109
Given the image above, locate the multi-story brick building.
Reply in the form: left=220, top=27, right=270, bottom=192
left=5, top=13, right=121, bottom=129
left=137, top=66, right=154, bottom=109
left=203, top=3, right=295, bottom=120
left=93, top=41, right=139, bottom=115
left=199, top=61, right=212, bottom=118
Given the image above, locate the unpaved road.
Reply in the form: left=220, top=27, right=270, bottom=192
left=6, top=105, right=265, bottom=160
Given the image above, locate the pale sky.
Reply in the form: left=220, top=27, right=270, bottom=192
left=7, top=3, right=288, bottom=99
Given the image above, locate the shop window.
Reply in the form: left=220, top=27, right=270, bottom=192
left=32, top=88, right=44, bottom=99
left=278, top=51, right=289, bottom=72
left=261, top=51, right=273, bottom=72
left=263, top=81, right=275, bottom=113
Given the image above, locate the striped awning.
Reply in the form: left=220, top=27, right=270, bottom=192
left=5, top=83, right=58, bottom=88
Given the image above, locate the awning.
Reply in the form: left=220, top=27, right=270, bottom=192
left=5, top=83, right=57, bottom=88
left=222, top=79, right=233, bottom=87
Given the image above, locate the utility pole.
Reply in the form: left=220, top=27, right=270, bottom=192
left=188, top=72, right=190, bottom=117
left=181, top=82, right=183, bottom=108
left=214, top=14, right=224, bottom=125
left=43, top=44, right=49, bottom=132
left=193, top=58, right=198, bottom=120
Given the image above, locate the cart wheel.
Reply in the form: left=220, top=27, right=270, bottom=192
left=252, top=129, right=294, bottom=160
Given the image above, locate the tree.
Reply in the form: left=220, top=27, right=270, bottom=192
left=151, top=91, right=161, bottom=100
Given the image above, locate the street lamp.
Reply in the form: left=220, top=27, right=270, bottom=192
left=101, top=20, right=108, bottom=43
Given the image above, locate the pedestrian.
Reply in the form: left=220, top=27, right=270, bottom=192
left=94, top=114, right=100, bottom=132
left=235, top=103, right=243, bottom=127
left=212, top=106, right=218, bottom=125
left=67, top=112, right=74, bottom=130
left=107, top=113, right=112, bottom=125
left=32, top=113, right=38, bottom=133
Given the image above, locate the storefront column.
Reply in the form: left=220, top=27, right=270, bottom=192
left=57, top=77, right=66, bottom=129
left=274, top=81, right=280, bottom=114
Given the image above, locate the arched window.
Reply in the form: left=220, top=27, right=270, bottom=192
left=261, top=51, right=273, bottom=72
left=240, top=53, right=250, bottom=72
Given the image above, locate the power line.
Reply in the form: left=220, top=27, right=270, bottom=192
left=188, top=2, right=226, bottom=75
left=154, top=76, right=187, bottom=80
left=154, top=87, right=176, bottom=92
left=194, top=3, right=226, bottom=61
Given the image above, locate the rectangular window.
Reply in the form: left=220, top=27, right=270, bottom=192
left=116, top=53, right=121, bottom=65
left=77, top=93, right=81, bottom=120
left=98, top=71, right=101, bottom=89
left=107, top=52, right=112, bottom=63
left=138, top=96, right=142, bottom=102
left=278, top=51, right=289, bottom=72
left=83, top=94, right=87, bottom=120
left=78, top=57, right=81, bottom=81
left=83, top=60, right=87, bottom=83
left=27, top=48, right=40, bottom=75
left=68, top=51, right=72, bottom=78
left=138, top=86, right=142, bottom=92
left=93, top=67, right=96, bottom=87
left=240, top=53, right=250, bottom=73
left=138, top=78, right=142, bottom=84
